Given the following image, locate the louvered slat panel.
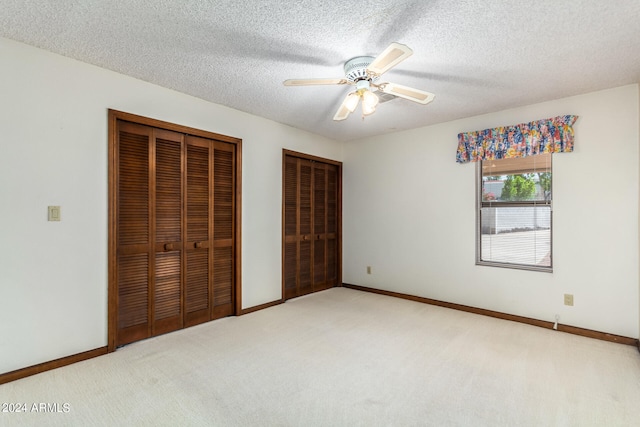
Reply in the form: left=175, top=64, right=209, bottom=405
left=299, top=240, right=312, bottom=294
left=214, top=148, right=233, bottom=240
left=118, top=253, right=149, bottom=329
left=314, top=165, right=326, bottom=234
left=187, top=144, right=209, bottom=242
left=327, top=237, right=337, bottom=281
left=313, top=239, right=326, bottom=286
left=213, top=246, right=232, bottom=306
left=154, top=252, right=181, bottom=320
left=284, top=242, right=297, bottom=292
left=284, top=158, right=298, bottom=237
left=283, top=156, right=299, bottom=298
left=186, top=250, right=209, bottom=313
left=299, top=162, right=312, bottom=235
left=326, top=164, right=338, bottom=285
left=212, top=143, right=235, bottom=319
left=156, top=138, right=182, bottom=242
left=327, top=165, right=337, bottom=234
left=118, top=131, right=149, bottom=246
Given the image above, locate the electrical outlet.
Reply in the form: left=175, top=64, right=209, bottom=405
left=366, top=266, right=372, bottom=275
left=564, top=294, right=574, bottom=306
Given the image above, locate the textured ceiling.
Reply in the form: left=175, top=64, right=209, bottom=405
left=2, top=0, right=640, bottom=141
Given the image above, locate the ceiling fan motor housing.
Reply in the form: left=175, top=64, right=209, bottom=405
left=344, top=56, right=378, bottom=82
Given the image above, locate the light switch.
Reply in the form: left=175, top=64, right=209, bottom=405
left=48, top=206, right=61, bottom=221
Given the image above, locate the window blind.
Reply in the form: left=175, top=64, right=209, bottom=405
left=478, top=153, right=552, bottom=270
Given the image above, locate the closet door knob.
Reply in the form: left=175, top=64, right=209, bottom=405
left=194, top=242, right=203, bottom=249
left=164, top=243, right=174, bottom=251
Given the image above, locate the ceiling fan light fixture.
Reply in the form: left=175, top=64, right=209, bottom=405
left=344, top=92, right=360, bottom=112
left=284, top=42, right=433, bottom=122
left=361, top=91, right=378, bottom=116
left=361, top=89, right=379, bottom=108
left=362, top=102, right=376, bottom=116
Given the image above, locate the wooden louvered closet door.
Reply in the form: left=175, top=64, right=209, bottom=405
left=184, top=137, right=211, bottom=327
left=114, top=120, right=236, bottom=347
left=183, top=136, right=236, bottom=326
left=211, top=141, right=235, bottom=318
left=317, top=163, right=339, bottom=289
left=283, top=152, right=341, bottom=300
left=116, top=122, right=154, bottom=346
left=116, top=124, right=186, bottom=345
left=153, top=129, right=184, bottom=336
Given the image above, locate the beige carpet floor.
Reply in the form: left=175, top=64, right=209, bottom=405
left=1, top=287, right=639, bottom=426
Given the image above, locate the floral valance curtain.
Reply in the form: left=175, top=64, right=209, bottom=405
left=456, top=115, right=578, bottom=164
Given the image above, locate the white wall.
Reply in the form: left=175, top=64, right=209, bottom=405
left=0, top=38, right=342, bottom=374
left=344, top=84, right=640, bottom=339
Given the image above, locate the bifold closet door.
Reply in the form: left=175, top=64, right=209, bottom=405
left=284, top=157, right=309, bottom=299
left=283, top=154, right=340, bottom=300
left=211, top=141, right=235, bottom=319
left=115, top=121, right=236, bottom=347
left=312, top=162, right=339, bottom=292
left=183, top=136, right=235, bottom=327
left=153, top=129, right=184, bottom=335
left=184, top=136, right=211, bottom=327
left=116, top=123, right=185, bottom=346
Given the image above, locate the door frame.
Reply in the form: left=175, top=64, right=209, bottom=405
left=108, top=109, right=242, bottom=352
left=281, top=149, right=342, bottom=300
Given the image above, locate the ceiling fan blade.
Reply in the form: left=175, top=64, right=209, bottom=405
left=283, top=78, right=349, bottom=86
left=378, top=82, right=435, bottom=104
left=366, top=42, right=413, bottom=76
left=333, top=92, right=358, bottom=121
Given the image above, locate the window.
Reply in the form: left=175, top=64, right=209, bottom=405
left=476, top=153, right=552, bottom=272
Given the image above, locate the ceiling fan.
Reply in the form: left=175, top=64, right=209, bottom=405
left=283, top=42, right=435, bottom=121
